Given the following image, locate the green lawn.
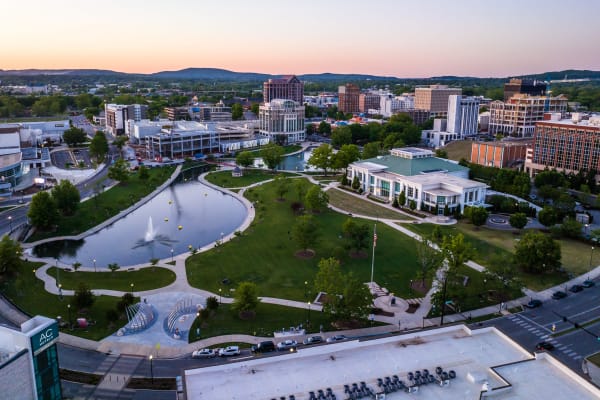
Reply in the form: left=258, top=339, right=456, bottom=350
left=204, top=169, right=298, bottom=188
left=328, top=188, right=415, bottom=220
left=188, top=302, right=342, bottom=342
left=187, top=179, right=423, bottom=300
left=28, top=166, right=176, bottom=241
left=443, top=140, right=472, bottom=161
left=46, top=267, right=176, bottom=291
left=1, top=261, right=124, bottom=341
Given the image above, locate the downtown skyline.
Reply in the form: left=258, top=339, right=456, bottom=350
left=1, top=0, right=600, bottom=78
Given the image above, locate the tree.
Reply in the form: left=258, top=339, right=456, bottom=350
left=206, top=296, right=219, bottom=311
left=108, top=159, right=130, bottom=184
left=442, top=233, right=473, bottom=272
left=294, top=178, right=309, bottom=201
left=398, top=190, right=406, bottom=207
left=534, top=170, right=567, bottom=189
left=51, top=179, right=80, bottom=216
left=236, top=151, right=254, bottom=169
left=292, top=215, right=319, bottom=254
left=362, top=142, right=380, bottom=159
left=113, top=136, right=128, bottom=156
left=232, top=282, right=260, bottom=315
left=342, top=219, right=370, bottom=255
left=514, top=231, right=561, bottom=273
left=72, top=282, right=95, bottom=311
left=273, top=174, right=290, bottom=200
left=318, top=121, right=332, bottom=135
left=62, top=126, right=87, bottom=147
left=305, top=185, right=329, bottom=213
left=415, top=236, right=442, bottom=286
left=435, top=149, right=448, bottom=158
left=260, top=143, right=284, bottom=171
left=89, top=131, right=108, bottom=163
left=314, top=257, right=344, bottom=315
left=331, top=127, right=352, bottom=147
left=332, top=144, right=360, bottom=173
left=560, top=218, right=583, bottom=239
left=72, top=262, right=82, bottom=272
left=468, top=207, right=489, bottom=227
left=28, top=191, right=59, bottom=230
left=308, top=144, right=334, bottom=175
left=108, top=263, right=120, bottom=274
left=231, top=103, right=244, bottom=120
left=0, top=235, right=22, bottom=276
left=138, top=164, right=149, bottom=181
left=250, top=103, right=259, bottom=116
left=538, top=206, right=558, bottom=227
left=509, top=213, right=528, bottom=230
left=351, top=176, right=360, bottom=191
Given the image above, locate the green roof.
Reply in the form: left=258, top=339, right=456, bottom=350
left=359, top=155, right=468, bottom=176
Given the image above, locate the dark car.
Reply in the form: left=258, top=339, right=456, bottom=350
left=524, top=299, right=542, bottom=309
left=569, top=284, right=584, bottom=293
left=552, top=291, right=567, bottom=299
left=251, top=341, right=276, bottom=353
left=582, top=280, right=595, bottom=288
left=536, top=341, right=555, bottom=351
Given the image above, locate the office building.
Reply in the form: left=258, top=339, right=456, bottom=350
left=447, top=95, right=480, bottom=138
left=414, top=85, right=462, bottom=117
left=504, top=78, right=546, bottom=101
left=338, top=84, right=360, bottom=114
left=470, top=140, right=532, bottom=168
left=105, top=104, right=148, bottom=135
left=359, top=93, right=381, bottom=114
left=303, top=93, right=338, bottom=109
left=164, top=106, right=190, bottom=121
left=192, top=100, right=233, bottom=122
left=489, top=94, right=568, bottom=137
left=380, top=94, right=414, bottom=117
left=524, top=113, right=600, bottom=179
left=259, top=99, right=305, bottom=144
left=263, top=75, right=304, bottom=104
left=0, top=316, right=61, bottom=400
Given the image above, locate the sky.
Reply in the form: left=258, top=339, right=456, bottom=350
left=1, top=0, right=599, bottom=78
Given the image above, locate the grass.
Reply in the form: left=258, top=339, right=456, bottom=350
left=0, top=205, right=15, bottom=213
left=327, top=188, right=415, bottom=220
left=187, top=179, right=423, bottom=300
left=46, top=267, right=176, bottom=291
left=587, top=352, right=600, bottom=367
left=204, top=169, right=298, bottom=188
left=60, top=369, right=102, bottom=385
left=401, top=221, right=589, bottom=291
left=188, top=302, right=346, bottom=342
left=28, top=166, right=176, bottom=242
left=1, top=261, right=124, bottom=341
left=443, top=140, right=472, bottom=161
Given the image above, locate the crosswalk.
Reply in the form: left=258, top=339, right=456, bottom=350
left=505, top=314, right=583, bottom=361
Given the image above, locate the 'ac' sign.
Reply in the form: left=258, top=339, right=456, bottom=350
left=30, top=322, right=59, bottom=354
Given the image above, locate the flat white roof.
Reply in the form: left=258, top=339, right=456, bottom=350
left=184, top=325, right=600, bottom=400
left=403, top=172, right=487, bottom=189
left=352, top=161, right=387, bottom=171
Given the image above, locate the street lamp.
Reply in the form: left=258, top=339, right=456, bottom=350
left=55, top=259, right=60, bottom=288
left=304, top=281, right=308, bottom=299
left=130, top=283, right=134, bottom=295
left=93, top=258, right=96, bottom=273
left=7, top=215, right=12, bottom=233
left=590, top=247, right=595, bottom=270
left=307, top=301, right=311, bottom=328
left=149, top=355, right=154, bottom=384
left=170, top=248, right=174, bottom=263
left=218, top=288, right=222, bottom=304
left=67, top=304, right=72, bottom=329
left=58, top=284, right=63, bottom=301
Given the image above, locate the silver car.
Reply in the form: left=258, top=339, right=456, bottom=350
left=192, top=348, right=216, bottom=359
left=219, top=346, right=241, bottom=357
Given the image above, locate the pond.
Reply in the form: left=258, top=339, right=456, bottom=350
left=253, top=147, right=319, bottom=172
left=30, top=173, right=247, bottom=268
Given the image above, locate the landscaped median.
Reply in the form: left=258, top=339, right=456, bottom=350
left=327, top=187, right=415, bottom=220
left=204, top=168, right=298, bottom=188
left=46, top=266, right=176, bottom=291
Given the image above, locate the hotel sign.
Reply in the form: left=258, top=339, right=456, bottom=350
left=30, top=322, right=59, bottom=355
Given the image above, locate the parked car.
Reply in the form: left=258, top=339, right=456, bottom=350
left=326, top=335, right=347, bottom=343
left=582, top=279, right=596, bottom=288
left=251, top=341, right=276, bottom=353
left=219, top=346, right=241, bottom=357
left=552, top=291, right=567, bottom=300
left=535, top=341, right=555, bottom=351
left=192, top=348, right=216, bottom=359
left=303, top=335, right=324, bottom=345
left=277, top=340, right=298, bottom=351
left=524, top=299, right=542, bottom=309
left=569, top=284, right=584, bottom=293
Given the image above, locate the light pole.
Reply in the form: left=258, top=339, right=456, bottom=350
left=7, top=215, right=12, bottom=233
left=170, top=248, right=174, bottom=263
left=55, top=259, right=60, bottom=288
left=67, top=304, right=71, bottom=329
left=93, top=258, right=96, bottom=273
left=218, top=288, right=222, bottom=304
left=590, top=246, right=595, bottom=270
left=307, top=301, right=311, bottom=328
left=130, top=283, right=134, bottom=295
left=304, top=280, right=308, bottom=299
left=149, top=355, right=154, bottom=384
left=58, top=284, right=63, bottom=301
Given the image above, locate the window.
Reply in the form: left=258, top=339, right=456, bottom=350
left=407, top=187, right=414, bottom=197
left=380, top=181, right=390, bottom=197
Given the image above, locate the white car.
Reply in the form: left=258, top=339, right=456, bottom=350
left=326, top=335, right=347, bottom=343
left=192, top=348, right=216, bottom=359
left=277, top=340, right=298, bottom=351
left=219, top=346, right=241, bottom=357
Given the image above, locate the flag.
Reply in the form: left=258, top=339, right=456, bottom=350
left=373, top=232, right=378, bottom=247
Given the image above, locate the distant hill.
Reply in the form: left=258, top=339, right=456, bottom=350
left=150, top=68, right=270, bottom=81
left=298, top=72, right=400, bottom=81
left=0, top=69, right=126, bottom=76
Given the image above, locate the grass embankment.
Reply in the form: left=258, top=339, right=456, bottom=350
left=443, top=140, right=472, bottom=161
left=28, top=166, right=176, bottom=242
left=46, top=267, right=176, bottom=291
left=1, top=261, right=125, bottom=340
left=401, top=221, right=592, bottom=291
left=327, top=188, right=415, bottom=220
left=204, top=169, right=297, bottom=188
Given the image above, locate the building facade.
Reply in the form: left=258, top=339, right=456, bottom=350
left=380, top=94, right=414, bottom=117
left=105, top=104, right=148, bottom=135
left=338, top=84, right=360, bottom=114
left=524, top=114, right=600, bottom=179
left=259, top=99, right=305, bottom=144
left=347, top=147, right=487, bottom=214
left=470, top=140, right=531, bottom=168
left=414, top=85, right=462, bottom=117
left=447, top=95, right=480, bottom=138
left=165, top=106, right=190, bottom=121
left=263, top=75, right=304, bottom=104
left=504, top=78, right=546, bottom=101
left=488, top=94, right=568, bottom=137
left=359, top=93, right=381, bottom=113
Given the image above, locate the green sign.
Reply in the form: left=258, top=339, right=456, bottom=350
left=30, top=322, right=59, bottom=354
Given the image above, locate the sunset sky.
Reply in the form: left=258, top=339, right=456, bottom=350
left=2, top=0, right=599, bottom=77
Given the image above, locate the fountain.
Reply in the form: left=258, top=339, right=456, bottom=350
left=144, top=216, right=157, bottom=242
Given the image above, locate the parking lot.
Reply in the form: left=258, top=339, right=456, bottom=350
left=51, top=148, right=93, bottom=169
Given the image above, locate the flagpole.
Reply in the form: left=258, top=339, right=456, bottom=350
left=370, top=223, right=377, bottom=283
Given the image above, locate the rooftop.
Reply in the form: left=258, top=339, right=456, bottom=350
left=184, top=325, right=600, bottom=400
left=352, top=153, right=467, bottom=177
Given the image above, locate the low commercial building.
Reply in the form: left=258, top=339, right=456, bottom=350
left=0, top=316, right=61, bottom=400
left=347, top=147, right=487, bottom=214
left=471, top=139, right=531, bottom=168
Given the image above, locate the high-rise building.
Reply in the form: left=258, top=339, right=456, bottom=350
left=414, top=85, right=462, bottom=117
left=488, top=94, right=568, bottom=137
left=263, top=75, right=304, bottom=104
left=504, top=78, right=546, bottom=102
left=105, top=104, right=148, bottom=135
left=447, top=95, right=480, bottom=138
left=259, top=99, right=305, bottom=144
left=359, top=93, right=381, bottom=113
left=338, top=84, right=360, bottom=114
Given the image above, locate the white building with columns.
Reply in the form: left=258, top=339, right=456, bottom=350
left=259, top=99, right=305, bottom=144
left=347, top=148, right=487, bottom=214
